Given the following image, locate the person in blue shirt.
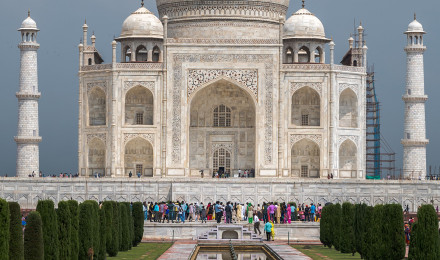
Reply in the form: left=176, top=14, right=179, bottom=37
left=310, top=203, right=316, bottom=222
left=264, top=221, right=272, bottom=241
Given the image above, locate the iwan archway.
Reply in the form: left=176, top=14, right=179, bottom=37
left=189, top=79, right=256, bottom=177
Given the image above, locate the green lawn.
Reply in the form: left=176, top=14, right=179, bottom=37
left=292, top=245, right=362, bottom=260
left=108, top=243, right=173, bottom=260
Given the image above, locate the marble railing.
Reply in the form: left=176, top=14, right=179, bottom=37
left=80, top=63, right=163, bottom=72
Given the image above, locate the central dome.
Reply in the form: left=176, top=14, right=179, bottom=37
left=284, top=8, right=327, bottom=40
left=119, top=6, right=163, bottom=40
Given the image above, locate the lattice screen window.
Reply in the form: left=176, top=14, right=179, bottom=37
left=301, top=115, right=309, bottom=126
left=213, top=148, right=231, bottom=174
left=136, top=164, right=143, bottom=175
left=136, top=112, right=144, bottom=125
left=214, top=105, right=232, bottom=127
left=301, top=165, right=308, bottom=178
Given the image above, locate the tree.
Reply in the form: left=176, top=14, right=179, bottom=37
left=132, top=202, right=144, bottom=247
left=368, top=204, right=384, bottom=260
left=119, top=203, right=129, bottom=251
left=78, top=201, right=100, bottom=260
left=8, top=202, right=23, bottom=260
left=340, top=202, right=355, bottom=255
left=98, top=206, right=107, bottom=260
left=67, top=200, right=79, bottom=260
left=36, top=200, right=59, bottom=260
left=382, top=204, right=405, bottom=260
left=320, top=204, right=332, bottom=248
left=0, top=198, right=10, bottom=260
left=361, top=206, right=374, bottom=260
left=128, top=203, right=134, bottom=250
left=330, top=203, right=342, bottom=251
left=110, top=201, right=120, bottom=257
left=102, top=201, right=118, bottom=257
left=408, top=205, right=440, bottom=259
left=354, top=203, right=367, bottom=258
left=57, top=201, right=71, bottom=260
left=24, top=211, right=44, bottom=260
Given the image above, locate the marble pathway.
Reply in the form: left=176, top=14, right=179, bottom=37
left=265, top=242, right=312, bottom=260
left=157, top=240, right=197, bottom=260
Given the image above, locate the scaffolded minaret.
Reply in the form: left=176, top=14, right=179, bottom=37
left=15, top=11, right=42, bottom=177
left=402, top=14, right=429, bottom=179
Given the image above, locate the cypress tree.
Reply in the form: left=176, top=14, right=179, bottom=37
left=354, top=203, right=367, bottom=258
left=0, top=198, right=10, bottom=260
left=127, top=203, right=134, bottom=250
left=382, top=204, right=405, bottom=260
left=57, top=201, right=71, bottom=260
left=320, top=205, right=331, bottom=248
left=78, top=201, right=100, bottom=260
left=340, top=202, right=355, bottom=255
left=24, top=211, right=44, bottom=260
left=103, top=201, right=118, bottom=257
left=8, top=202, right=23, bottom=260
left=408, top=205, right=440, bottom=259
left=36, top=200, right=59, bottom=260
left=119, top=203, right=129, bottom=251
left=112, top=201, right=120, bottom=256
left=98, top=206, right=107, bottom=260
left=67, top=200, right=79, bottom=260
left=362, top=206, right=374, bottom=260
left=368, top=204, right=384, bottom=260
left=132, top=202, right=144, bottom=247
left=331, top=203, right=342, bottom=251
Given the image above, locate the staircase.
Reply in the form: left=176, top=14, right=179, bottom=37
left=197, top=225, right=262, bottom=241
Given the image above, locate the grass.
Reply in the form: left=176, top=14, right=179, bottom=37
left=107, top=243, right=173, bottom=260
left=292, top=245, right=362, bottom=260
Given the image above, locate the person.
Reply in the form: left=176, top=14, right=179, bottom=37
left=310, top=203, right=316, bottom=222
left=268, top=203, right=275, bottom=222
left=254, top=213, right=261, bottom=235
left=404, top=224, right=410, bottom=245
left=275, top=203, right=281, bottom=224
left=270, top=220, right=275, bottom=241
left=189, top=203, right=195, bottom=222
left=201, top=206, right=207, bottom=223
left=137, top=172, right=141, bottom=178
left=236, top=203, right=242, bottom=222
left=129, top=171, right=132, bottom=178
left=215, top=201, right=222, bottom=223
left=143, top=202, right=148, bottom=221
left=207, top=203, right=213, bottom=220
left=287, top=204, right=291, bottom=224
left=331, top=173, right=334, bottom=179
left=153, top=203, right=160, bottom=222
left=167, top=201, right=174, bottom=223
left=248, top=204, right=254, bottom=224
left=264, top=221, right=272, bottom=241
left=162, top=203, right=168, bottom=223
left=225, top=202, right=232, bottom=224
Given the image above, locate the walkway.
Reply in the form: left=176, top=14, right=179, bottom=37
left=157, top=240, right=197, bottom=260
left=265, top=242, right=312, bottom=260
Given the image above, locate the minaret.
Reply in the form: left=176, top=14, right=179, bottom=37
left=402, top=14, right=429, bottom=179
left=15, top=11, right=42, bottom=177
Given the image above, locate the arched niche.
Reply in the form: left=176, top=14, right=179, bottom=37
left=291, top=87, right=320, bottom=126
left=136, top=45, right=147, bottom=62
left=88, top=87, right=106, bottom=126
left=291, top=139, right=320, bottom=178
left=339, top=139, right=357, bottom=178
left=152, top=46, right=160, bottom=62
left=124, top=46, right=131, bottom=62
left=339, top=88, right=358, bottom=128
left=285, top=47, right=294, bottom=64
left=125, top=86, right=154, bottom=125
left=124, top=137, right=153, bottom=177
left=298, top=46, right=310, bottom=63
left=88, top=138, right=106, bottom=177
left=315, top=47, right=323, bottom=63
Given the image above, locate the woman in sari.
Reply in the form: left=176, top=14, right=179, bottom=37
left=207, top=203, right=212, bottom=220
left=270, top=220, right=275, bottom=241
left=287, top=204, right=291, bottom=224
left=248, top=204, right=254, bottom=224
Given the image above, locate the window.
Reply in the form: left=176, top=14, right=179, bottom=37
left=214, top=105, right=231, bottom=127
left=88, top=58, right=92, bottom=65
left=125, top=47, right=132, bottom=62
left=152, top=46, right=160, bottom=62
left=353, top=60, right=358, bottom=67
left=136, top=164, right=143, bottom=176
left=301, top=115, right=309, bottom=126
left=136, top=112, right=144, bottom=125
left=213, top=148, right=231, bottom=175
left=33, top=130, right=36, bottom=137
left=136, top=45, right=148, bottom=62
left=286, top=48, right=293, bottom=63
left=408, top=89, right=411, bottom=95
left=301, top=165, right=308, bottom=178
left=407, top=133, right=411, bottom=139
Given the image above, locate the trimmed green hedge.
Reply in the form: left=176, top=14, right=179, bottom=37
left=98, top=206, right=107, bottom=260
left=354, top=203, right=367, bottom=258
left=24, top=211, right=44, bottom=260
left=119, top=203, right=129, bottom=251
left=382, top=204, right=405, bottom=260
left=67, top=200, right=79, bottom=260
left=330, top=203, right=342, bottom=251
left=102, top=201, right=118, bottom=257
left=78, top=200, right=100, bottom=260
left=319, top=204, right=331, bottom=248
left=8, top=202, right=23, bottom=260
left=368, top=204, right=384, bottom=260
left=409, top=204, right=440, bottom=259
left=0, top=198, right=10, bottom=260
left=132, top=202, right=144, bottom=247
left=36, top=200, right=59, bottom=260
left=128, top=203, right=134, bottom=250
left=340, top=202, right=355, bottom=255
left=57, top=201, right=71, bottom=260
left=362, top=206, right=374, bottom=260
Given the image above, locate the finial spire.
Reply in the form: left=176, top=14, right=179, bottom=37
left=28, top=9, right=30, bottom=17
left=84, top=18, right=87, bottom=24
left=302, top=0, right=305, bottom=8
left=414, top=12, right=416, bottom=20
left=141, top=0, right=144, bottom=7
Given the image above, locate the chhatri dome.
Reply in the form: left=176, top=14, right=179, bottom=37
left=19, top=11, right=38, bottom=30
left=119, top=1, right=163, bottom=39
left=283, top=2, right=326, bottom=40
left=406, top=14, right=425, bottom=33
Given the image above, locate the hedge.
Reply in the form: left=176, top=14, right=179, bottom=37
left=409, top=204, right=440, bottom=259
left=362, top=206, right=374, bottom=260
left=119, top=203, right=129, bottom=251
left=67, top=200, right=79, bottom=260
left=330, top=203, right=341, bottom=251
left=368, top=204, right=384, bottom=260
left=102, top=201, right=118, bottom=257
left=0, top=199, right=10, bottom=260
left=98, top=206, right=107, bottom=260
left=8, top=202, right=23, bottom=260
left=319, top=204, right=332, bottom=248
left=111, top=201, right=120, bottom=256
left=132, top=202, right=144, bottom=247
left=78, top=201, right=100, bottom=260
left=57, top=201, right=71, bottom=260
left=340, top=202, right=355, bottom=255
left=36, top=200, right=59, bottom=260
left=382, top=204, right=405, bottom=260
left=354, top=203, right=367, bottom=258
left=128, top=203, right=134, bottom=250
left=24, top=211, right=44, bottom=260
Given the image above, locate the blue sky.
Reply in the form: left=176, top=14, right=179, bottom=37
left=0, top=0, right=438, bottom=176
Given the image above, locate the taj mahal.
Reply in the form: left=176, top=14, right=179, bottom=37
left=3, top=0, right=436, bottom=210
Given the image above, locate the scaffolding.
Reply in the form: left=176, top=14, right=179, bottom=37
left=366, top=68, right=396, bottom=179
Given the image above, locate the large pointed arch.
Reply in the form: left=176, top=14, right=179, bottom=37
left=124, top=137, right=154, bottom=177
left=125, top=86, right=154, bottom=125
left=339, top=88, right=358, bottom=128
left=339, top=139, right=357, bottom=178
left=88, top=87, right=106, bottom=126
left=291, top=138, right=320, bottom=178
left=291, top=86, right=321, bottom=126
left=88, top=138, right=106, bottom=177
